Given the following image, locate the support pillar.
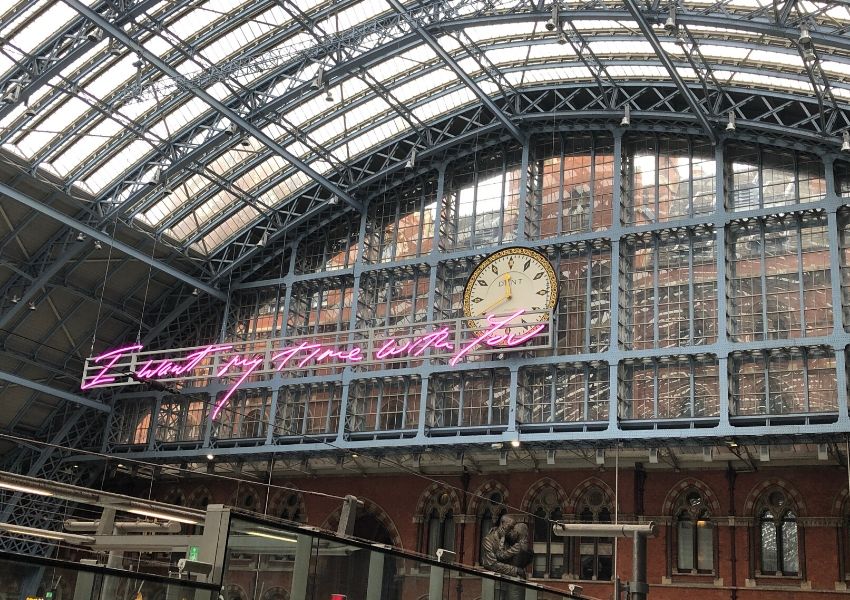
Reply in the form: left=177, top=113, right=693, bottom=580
left=630, top=532, right=648, bottom=600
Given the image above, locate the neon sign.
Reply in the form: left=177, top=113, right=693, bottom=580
left=81, top=310, right=548, bottom=420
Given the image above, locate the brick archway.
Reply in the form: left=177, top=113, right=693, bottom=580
left=743, top=478, right=806, bottom=516
left=661, top=477, right=722, bottom=516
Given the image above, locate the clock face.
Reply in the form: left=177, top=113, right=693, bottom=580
left=462, top=247, right=558, bottom=334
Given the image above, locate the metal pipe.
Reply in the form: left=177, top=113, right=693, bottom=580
left=64, top=519, right=182, bottom=533
left=553, top=522, right=657, bottom=537
left=631, top=532, right=648, bottom=600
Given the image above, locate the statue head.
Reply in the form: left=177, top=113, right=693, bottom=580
left=497, top=514, right=515, bottom=534
left=512, top=522, right=529, bottom=541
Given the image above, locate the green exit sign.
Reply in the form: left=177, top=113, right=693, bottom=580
left=45, top=592, right=54, bottom=600
left=187, top=546, right=199, bottom=561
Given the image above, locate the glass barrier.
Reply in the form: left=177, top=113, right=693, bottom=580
left=0, top=551, right=218, bottom=600
left=224, top=516, right=581, bottom=600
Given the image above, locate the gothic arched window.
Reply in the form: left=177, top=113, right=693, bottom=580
left=477, top=490, right=507, bottom=565
left=422, top=489, right=455, bottom=556
left=576, top=486, right=613, bottom=581
left=530, top=487, right=565, bottom=578
left=674, top=490, right=714, bottom=573
left=757, top=489, right=799, bottom=576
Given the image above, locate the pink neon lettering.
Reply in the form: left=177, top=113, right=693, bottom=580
left=409, top=328, right=454, bottom=356
left=210, top=354, right=265, bottom=420
left=450, top=310, right=539, bottom=366
left=177, top=344, right=233, bottom=375
left=81, top=344, right=144, bottom=389
left=84, top=313, right=546, bottom=417
left=272, top=342, right=317, bottom=369
left=375, top=338, right=411, bottom=360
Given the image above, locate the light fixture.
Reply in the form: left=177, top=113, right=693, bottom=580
left=406, top=147, right=416, bottom=169
left=842, top=131, right=850, bottom=153
left=546, top=2, right=559, bottom=31
left=664, top=3, right=677, bottom=32
left=0, top=481, right=54, bottom=497
left=246, top=530, right=297, bottom=543
left=2, top=81, right=21, bottom=104
left=799, top=25, right=811, bottom=46
left=725, top=110, right=736, bottom=131
left=125, top=508, right=201, bottom=525
left=86, top=27, right=102, bottom=43
left=328, top=195, right=339, bottom=205
left=620, top=104, right=630, bottom=127
left=0, top=522, right=94, bottom=545
left=675, top=28, right=687, bottom=46
left=206, top=453, right=214, bottom=460
left=10, top=295, right=20, bottom=304
left=804, top=46, right=816, bottom=62
left=192, top=288, right=200, bottom=296
left=93, top=240, right=102, bottom=250
left=257, top=231, right=268, bottom=247
left=240, top=136, right=251, bottom=148
left=350, top=453, right=359, bottom=458
left=23, top=98, right=36, bottom=118
left=132, top=58, right=143, bottom=70
left=27, top=301, right=36, bottom=311
left=76, top=231, right=86, bottom=241
left=510, top=437, right=521, bottom=448
left=225, top=123, right=237, bottom=136
left=324, top=86, right=333, bottom=103
left=108, top=38, right=122, bottom=56
left=312, top=66, right=325, bottom=89
left=558, top=30, right=568, bottom=45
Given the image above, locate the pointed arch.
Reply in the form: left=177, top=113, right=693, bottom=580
left=414, top=482, right=460, bottom=555
left=748, top=480, right=804, bottom=577
left=413, top=482, right=462, bottom=522
left=186, top=485, right=214, bottom=509
left=520, top=477, right=568, bottom=517
left=227, top=484, right=266, bottom=513
left=467, top=480, right=510, bottom=519
left=321, top=497, right=403, bottom=549
left=566, top=477, right=616, bottom=514
left=661, top=478, right=721, bottom=516
left=222, top=584, right=247, bottom=600
left=261, top=587, right=289, bottom=600
left=667, top=479, right=719, bottom=574
left=270, top=484, right=307, bottom=523
left=743, top=478, right=806, bottom=516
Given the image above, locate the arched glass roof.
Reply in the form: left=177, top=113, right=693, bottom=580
left=0, top=0, right=849, bottom=264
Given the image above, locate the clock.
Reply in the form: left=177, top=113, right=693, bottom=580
left=462, top=246, right=558, bottom=334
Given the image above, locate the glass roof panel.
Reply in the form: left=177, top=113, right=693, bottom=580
left=50, top=118, right=123, bottom=176
left=84, top=138, right=157, bottom=193
left=464, top=21, right=538, bottom=42
left=200, top=204, right=261, bottom=252
left=6, top=2, right=78, bottom=56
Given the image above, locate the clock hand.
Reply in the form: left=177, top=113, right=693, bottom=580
left=479, top=274, right=512, bottom=314
left=480, top=292, right=510, bottom=315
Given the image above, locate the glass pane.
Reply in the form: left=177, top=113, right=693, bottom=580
left=697, top=521, right=713, bottom=571
left=760, top=521, right=778, bottom=573
left=677, top=520, right=694, bottom=570
left=782, top=520, right=799, bottom=574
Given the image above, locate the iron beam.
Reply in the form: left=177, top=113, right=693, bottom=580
left=64, top=0, right=362, bottom=214
left=384, top=0, right=525, bottom=144
left=622, top=0, right=718, bottom=144
left=0, top=182, right=227, bottom=301
left=0, top=370, right=109, bottom=413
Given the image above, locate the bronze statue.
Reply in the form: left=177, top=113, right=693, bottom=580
left=481, top=515, right=525, bottom=578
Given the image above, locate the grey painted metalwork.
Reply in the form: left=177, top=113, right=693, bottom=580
left=0, top=183, right=226, bottom=301
left=64, top=0, right=362, bottom=213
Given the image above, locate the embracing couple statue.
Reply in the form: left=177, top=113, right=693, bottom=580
left=481, top=514, right=533, bottom=583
